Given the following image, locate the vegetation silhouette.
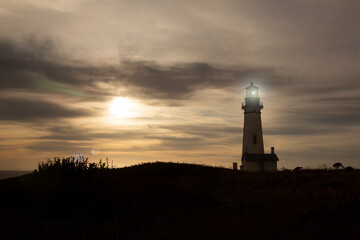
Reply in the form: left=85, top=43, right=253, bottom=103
left=345, top=166, right=354, bottom=171
left=36, top=156, right=111, bottom=174
left=333, top=162, right=344, bottom=169
left=0, top=157, right=360, bottom=239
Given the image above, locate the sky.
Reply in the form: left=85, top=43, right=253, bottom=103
left=0, top=0, right=359, bottom=170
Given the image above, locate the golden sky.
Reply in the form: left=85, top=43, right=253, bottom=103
left=0, top=0, right=359, bottom=170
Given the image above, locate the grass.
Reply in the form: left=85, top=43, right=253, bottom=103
left=0, top=158, right=360, bottom=239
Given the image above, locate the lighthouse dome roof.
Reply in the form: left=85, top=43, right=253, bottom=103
left=245, top=82, right=259, bottom=90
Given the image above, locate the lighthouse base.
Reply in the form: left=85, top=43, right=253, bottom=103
left=241, top=153, right=278, bottom=171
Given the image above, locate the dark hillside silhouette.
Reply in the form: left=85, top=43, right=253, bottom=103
left=1, top=159, right=360, bottom=239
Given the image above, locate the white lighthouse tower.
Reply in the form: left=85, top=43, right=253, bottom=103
left=241, top=82, right=279, bottom=171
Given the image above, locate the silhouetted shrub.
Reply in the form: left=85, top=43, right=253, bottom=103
left=36, top=155, right=110, bottom=175
left=318, top=164, right=328, bottom=170
left=293, top=166, right=303, bottom=171
left=345, top=166, right=354, bottom=171
left=333, top=162, right=344, bottom=169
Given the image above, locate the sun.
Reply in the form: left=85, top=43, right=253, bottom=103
left=109, top=97, right=137, bottom=118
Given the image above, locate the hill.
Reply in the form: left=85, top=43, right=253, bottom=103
left=1, top=162, right=360, bottom=239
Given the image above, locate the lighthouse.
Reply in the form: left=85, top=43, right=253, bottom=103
left=241, top=82, right=279, bottom=171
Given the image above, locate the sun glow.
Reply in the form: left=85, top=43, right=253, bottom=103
left=109, top=97, right=137, bottom=119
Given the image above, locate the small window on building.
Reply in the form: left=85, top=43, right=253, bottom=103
left=253, top=134, right=257, bottom=144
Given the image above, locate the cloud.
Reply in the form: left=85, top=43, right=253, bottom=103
left=27, top=140, right=89, bottom=153
left=1, top=36, right=358, bottom=132
left=0, top=97, right=90, bottom=121
left=291, top=96, right=360, bottom=126
left=0, top=38, right=115, bottom=92
left=19, top=0, right=95, bottom=12
left=38, top=125, right=144, bottom=141
left=152, top=124, right=242, bottom=139
left=117, top=60, right=289, bottom=99
left=0, top=37, right=292, bottom=101
left=4, top=36, right=355, bottom=106
left=31, top=122, right=243, bottom=153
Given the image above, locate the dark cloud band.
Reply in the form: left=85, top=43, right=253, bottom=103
left=0, top=97, right=90, bottom=121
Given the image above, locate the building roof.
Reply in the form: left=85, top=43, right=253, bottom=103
left=242, top=153, right=279, bottom=162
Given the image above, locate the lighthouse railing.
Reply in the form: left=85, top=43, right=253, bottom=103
left=241, top=101, right=263, bottom=109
